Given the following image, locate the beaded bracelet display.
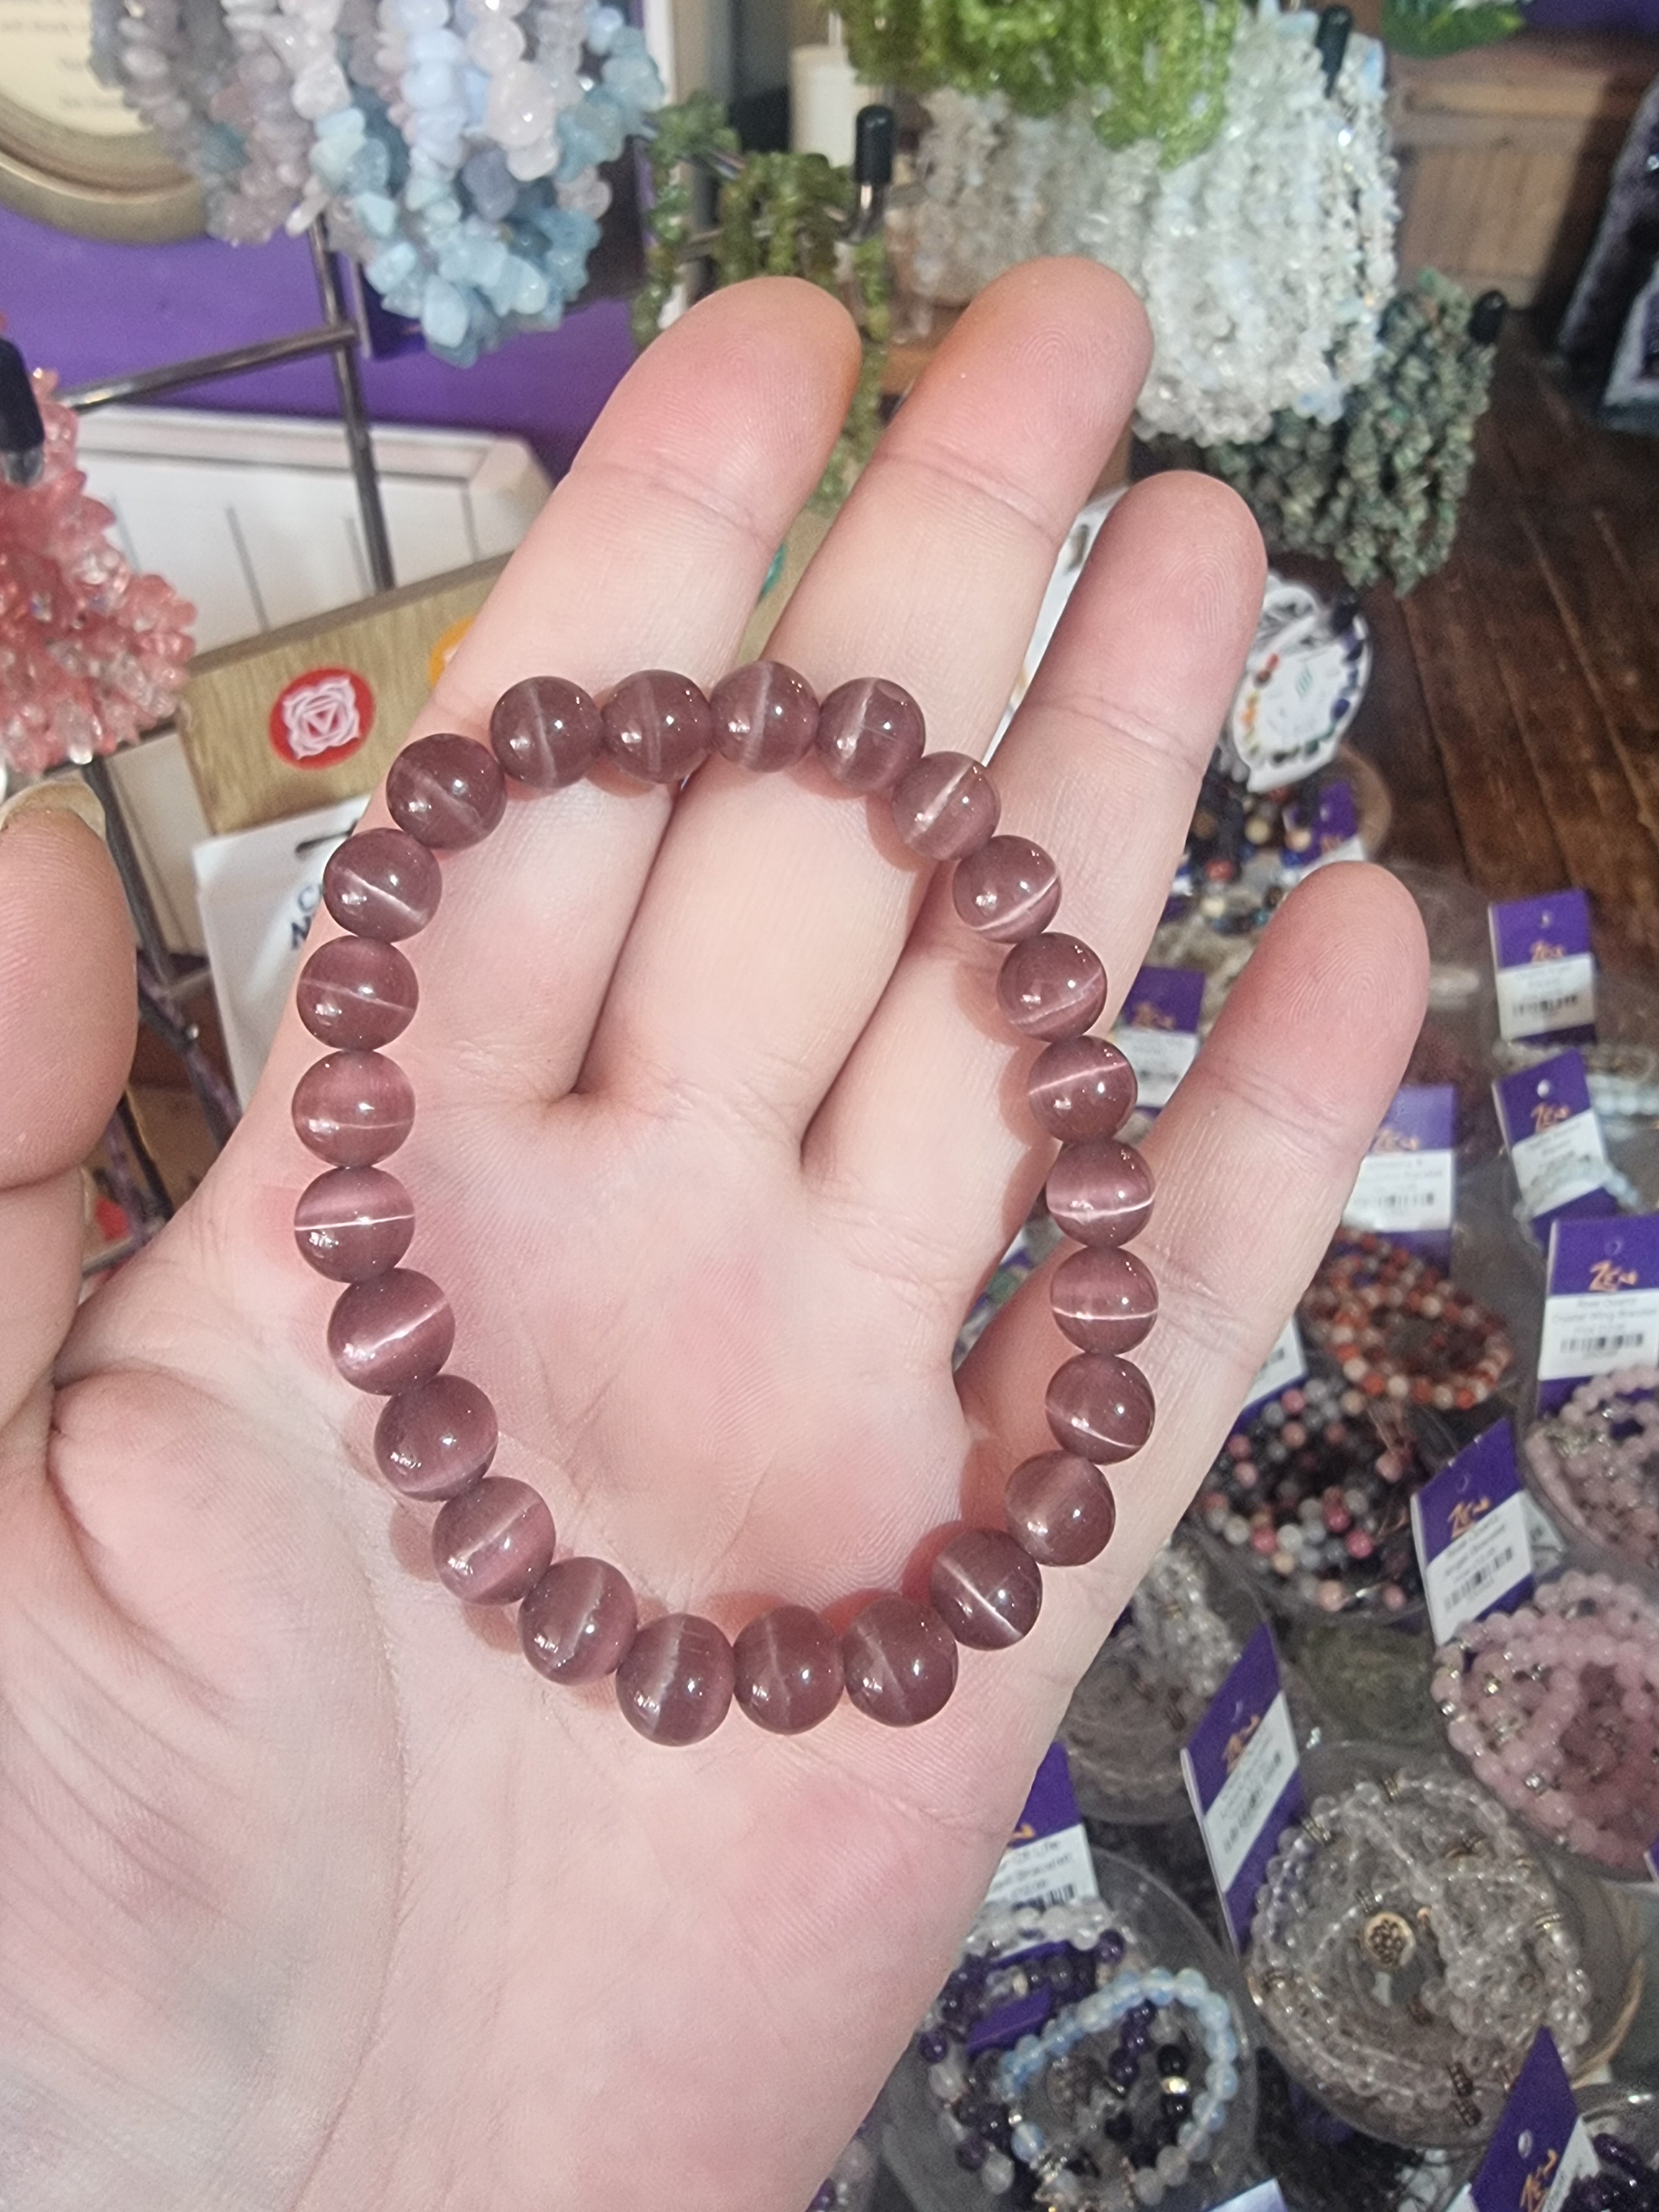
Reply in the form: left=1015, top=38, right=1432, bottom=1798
left=914, top=1903, right=1240, bottom=2211
left=1248, top=1768, right=1590, bottom=2147
left=1433, top=1569, right=1659, bottom=1875
left=1301, top=1235, right=1512, bottom=1412
left=1190, top=1356, right=1431, bottom=1615
left=289, top=664, right=1159, bottom=1744
left=1061, top=1536, right=1245, bottom=1815
left=1526, top=1370, right=1659, bottom=1577
left=1565, top=2132, right=1659, bottom=2212
left=918, top=1898, right=1131, bottom=2198
left=806, top=2128, right=879, bottom=2212
left=994, top=1970, right=1241, bottom=2209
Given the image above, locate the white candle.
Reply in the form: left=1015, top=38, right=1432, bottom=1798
left=789, top=14, right=878, bottom=165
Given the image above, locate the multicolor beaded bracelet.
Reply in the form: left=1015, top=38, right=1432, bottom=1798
left=1301, top=1234, right=1512, bottom=1412
left=1190, top=1357, right=1429, bottom=1615
left=289, top=662, right=1161, bottom=1745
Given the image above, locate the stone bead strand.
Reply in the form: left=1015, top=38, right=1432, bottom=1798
left=1432, top=1568, right=1659, bottom=1874
left=289, top=663, right=1160, bottom=1745
left=1248, top=1768, right=1589, bottom=2147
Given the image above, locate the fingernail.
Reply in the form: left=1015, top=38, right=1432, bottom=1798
left=0, top=778, right=107, bottom=842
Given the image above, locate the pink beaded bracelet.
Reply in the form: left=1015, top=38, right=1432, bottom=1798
left=289, top=663, right=1159, bottom=1746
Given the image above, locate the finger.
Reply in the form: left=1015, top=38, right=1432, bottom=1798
left=582, top=259, right=1152, bottom=1141
left=0, top=796, right=135, bottom=1446
left=251, top=278, right=860, bottom=1123
left=952, top=863, right=1428, bottom=1726
left=806, top=469, right=1265, bottom=1314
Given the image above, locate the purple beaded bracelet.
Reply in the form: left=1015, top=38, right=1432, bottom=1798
left=288, top=662, right=1160, bottom=1746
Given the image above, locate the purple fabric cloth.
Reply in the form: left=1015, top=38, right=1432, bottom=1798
left=1525, top=0, right=1659, bottom=35
left=0, top=207, right=637, bottom=476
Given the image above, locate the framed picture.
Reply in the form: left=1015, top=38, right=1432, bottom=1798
left=0, top=0, right=202, bottom=241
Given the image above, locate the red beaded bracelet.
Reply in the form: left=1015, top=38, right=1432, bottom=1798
left=289, top=663, right=1159, bottom=1745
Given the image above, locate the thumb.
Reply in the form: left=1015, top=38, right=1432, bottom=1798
left=0, top=786, right=136, bottom=1448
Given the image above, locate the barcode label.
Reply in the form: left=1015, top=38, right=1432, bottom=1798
left=1112, top=1022, right=1198, bottom=1110
left=980, top=1821, right=1098, bottom=1916
left=1510, top=1108, right=1612, bottom=1221
left=1551, top=1330, right=1649, bottom=1359
left=1438, top=1537, right=1523, bottom=1624
left=1496, top=952, right=1595, bottom=1042
left=1417, top=1490, right=1532, bottom=1645
left=1538, top=1287, right=1659, bottom=1384
left=1344, top=1149, right=1454, bottom=1235
left=1196, top=1692, right=1298, bottom=1895
left=1243, top=1316, right=1305, bottom=1413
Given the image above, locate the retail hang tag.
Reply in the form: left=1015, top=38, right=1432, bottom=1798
left=1464, top=2030, right=1598, bottom=2212
left=1181, top=1621, right=1303, bottom=1950
left=980, top=1742, right=1098, bottom=1918
left=1493, top=1051, right=1619, bottom=1235
left=1241, top=1314, right=1307, bottom=1420
left=193, top=795, right=367, bottom=1106
left=1281, top=778, right=1365, bottom=877
left=1213, top=2189, right=1290, bottom=2212
left=1111, top=966, right=1204, bottom=1113
left=1342, top=1084, right=1457, bottom=1260
left=1538, top=1213, right=1659, bottom=1413
left=1489, top=890, right=1597, bottom=1046
left=966, top=1743, right=1099, bottom=2053
left=1411, top=1420, right=1533, bottom=1646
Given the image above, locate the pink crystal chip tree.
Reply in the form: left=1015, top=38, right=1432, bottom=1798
left=0, top=374, right=195, bottom=779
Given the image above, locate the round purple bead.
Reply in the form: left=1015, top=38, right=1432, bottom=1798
left=322, top=828, right=441, bottom=942
left=387, top=732, right=505, bottom=848
left=293, top=1165, right=414, bottom=1281
left=296, top=937, right=418, bottom=1052
left=374, top=1374, right=498, bottom=1499
left=489, top=675, right=603, bottom=789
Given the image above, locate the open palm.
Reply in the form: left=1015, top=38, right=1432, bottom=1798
left=0, top=264, right=1425, bottom=2211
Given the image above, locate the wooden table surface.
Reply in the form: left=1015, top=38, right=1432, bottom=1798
left=1338, top=320, right=1659, bottom=972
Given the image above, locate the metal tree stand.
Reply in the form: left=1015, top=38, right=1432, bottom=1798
left=14, top=222, right=399, bottom=1251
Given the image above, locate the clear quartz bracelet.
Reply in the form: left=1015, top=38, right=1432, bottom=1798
left=1248, top=1767, right=1589, bottom=2146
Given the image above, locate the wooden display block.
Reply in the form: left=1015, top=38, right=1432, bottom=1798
left=177, top=556, right=505, bottom=835
left=1390, top=32, right=1659, bottom=312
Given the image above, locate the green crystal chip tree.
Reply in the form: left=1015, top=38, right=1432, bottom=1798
left=1161, top=272, right=1504, bottom=594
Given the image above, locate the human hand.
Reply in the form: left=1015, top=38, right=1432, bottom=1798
left=0, top=262, right=1425, bottom=2211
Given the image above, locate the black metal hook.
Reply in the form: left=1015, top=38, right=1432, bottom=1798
left=1316, top=6, right=1353, bottom=93
left=0, top=336, right=45, bottom=488
left=1469, top=290, right=1508, bottom=346
left=849, top=103, right=896, bottom=242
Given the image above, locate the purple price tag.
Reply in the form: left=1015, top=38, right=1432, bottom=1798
left=1012, top=1739, right=1084, bottom=1845
left=1489, top=891, right=1595, bottom=1044
left=1120, top=965, right=1206, bottom=1034
left=1492, top=1051, right=1617, bottom=1235
left=1343, top=1084, right=1457, bottom=1260
left=1538, top=1214, right=1659, bottom=1413
left=1410, top=1422, right=1532, bottom=1643
left=1490, top=890, right=1593, bottom=972
left=1283, top=779, right=1360, bottom=873
left=1113, top=966, right=1206, bottom=1113
left=968, top=1744, right=1098, bottom=2053
left=1468, top=2030, right=1595, bottom=2212
left=1181, top=1623, right=1303, bottom=1949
